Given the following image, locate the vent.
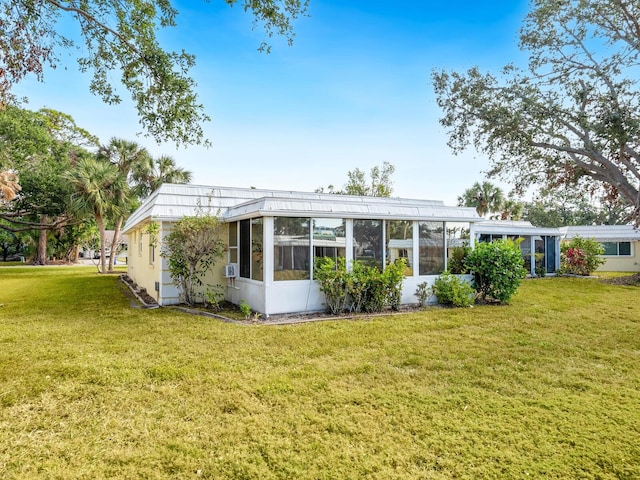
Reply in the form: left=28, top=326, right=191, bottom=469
left=224, top=264, right=238, bottom=278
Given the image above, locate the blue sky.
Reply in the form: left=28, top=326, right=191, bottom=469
left=15, top=0, right=531, bottom=205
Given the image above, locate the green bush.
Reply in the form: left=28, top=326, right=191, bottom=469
left=314, top=257, right=349, bottom=315
left=382, top=259, right=406, bottom=311
left=431, top=270, right=475, bottom=307
left=448, top=245, right=471, bottom=274
left=560, top=236, right=605, bottom=276
left=314, top=258, right=406, bottom=314
left=465, top=239, right=527, bottom=304
left=414, top=281, right=430, bottom=308
left=239, top=299, right=252, bottom=319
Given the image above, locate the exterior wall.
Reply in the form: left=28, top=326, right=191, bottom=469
left=597, top=240, right=640, bottom=272
left=157, top=222, right=230, bottom=306
left=127, top=221, right=230, bottom=306
left=248, top=275, right=472, bottom=316
left=126, top=225, right=161, bottom=303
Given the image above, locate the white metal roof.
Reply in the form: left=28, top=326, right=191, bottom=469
left=474, top=220, right=562, bottom=237
left=123, top=183, right=480, bottom=233
left=224, top=197, right=479, bottom=222
left=560, top=225, right=640, bottom=242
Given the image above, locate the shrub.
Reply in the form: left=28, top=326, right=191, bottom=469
left=239, top=299, right=252, bottom=319
left=415, top=281, right=430, bottom=308
left=382, top=259, right=406, bottom=311
left=314, top=258, right=406, bottom=314
left=431, top=270, right=475, bottom=307
left=560, top=236, right=605, bottom=276
left=465, top=239, right=527, bottom=304
left=204, top=284, right=225, bottom=310
left=314, top=257, right=349, bottom=315
left=448, top=245, right=471, bottom=274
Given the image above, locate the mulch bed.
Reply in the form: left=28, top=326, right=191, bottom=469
left=600, top=273, right=640, bottom=286
left=120, top=275, right=159, bottom=307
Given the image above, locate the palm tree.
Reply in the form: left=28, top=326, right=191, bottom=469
left=498, top=199, right=524, bottom=221
left=65, top=157, right=128, bottom=273
left=458, top=181, right=505, bottom=217
left=98, top=138, right=150, bottom=271
left=134, top=154, right=192, bottom=198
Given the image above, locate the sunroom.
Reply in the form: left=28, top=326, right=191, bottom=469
left=221, top=196, right=480, bottom=315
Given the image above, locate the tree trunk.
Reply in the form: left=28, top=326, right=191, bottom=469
left=97, top=213, right=107, bottom=274
left=107, top=216, right=123, bottom=272
left=35, top=215, right=48, bottom=265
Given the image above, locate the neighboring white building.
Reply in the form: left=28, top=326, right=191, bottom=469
left=561, top=225, right=640, bottom=272
left=122, top=184, right=481, bottom=315
left=474, top=220, right=562, bottom=275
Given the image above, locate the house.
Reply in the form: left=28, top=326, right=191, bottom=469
left=122, top=184, right=481, bottom=315
left=473, top=220, right=562, bottom=275
left=561, top=225, right=640, bottom=272
left=78, top=230, right=128, bottom=261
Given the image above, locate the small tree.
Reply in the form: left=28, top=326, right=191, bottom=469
left=465, top=239, right=527, bottom=304
left=560, top=237, right=605, bottom=276
left=162, top=214, right=226, bottom=305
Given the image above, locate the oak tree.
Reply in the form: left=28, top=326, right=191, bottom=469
left=0, top=0, right=309, bottom=146
left=433, top=0, right=640, bottom=224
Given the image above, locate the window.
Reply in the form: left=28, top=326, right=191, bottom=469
left=519, top=236, right=532, bottom=273
left=251, top=218, right=263, bottom=281
left=239, top=219, right=251, bottom=279
left=446, top=222, right=470, bottom=268
left=274, top=217, right=310, bottom=281
left=239, top=218, right=264, bottom=281
left=419, top=221, right=444, bottom=275
left=313, top=218, right=346, bottom=269
left=386, top=220, right=413, bottom=275
left=228, top=222, right=238, bottom=264
left=138, top=230, right=143, bottom=255
left=602, top=241, right=632, bottom=256
left=353, top=219, right=383, bottom=270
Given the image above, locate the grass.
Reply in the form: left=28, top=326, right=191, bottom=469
left=1, top=267, right=639, bottom=479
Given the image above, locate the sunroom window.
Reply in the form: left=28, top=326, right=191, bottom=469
left=313, top=218, right=346, bottom=270
left=274, top=217, right=310, bottom=281
left=353, top=219, right=383, bottom=270
left=386, top=220, right=413, bottom=275
left=419, top=221, right=444, bottom=275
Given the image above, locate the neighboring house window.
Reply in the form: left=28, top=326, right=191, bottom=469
left=602, top=241, right=632, bottom=256
left=353, top=219, right=383, bottom=270
left=419, top=221, right=445, bottom=275
left=386, top=220, right=413, bottom=276
left=313, top=218, right=346, bottom=271
left=138, top=231, right=143, bottom=256
left=149, top=244, right=155, bottom=265
left=274, top=217, right=310, bottom=281
left=239, top=218, right=263, bottom=281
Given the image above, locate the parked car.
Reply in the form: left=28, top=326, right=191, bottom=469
left=92, top=248, right=111, bottom=259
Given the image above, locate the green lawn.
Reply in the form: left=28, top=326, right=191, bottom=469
left=1, top=267, right=639, bottom=479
